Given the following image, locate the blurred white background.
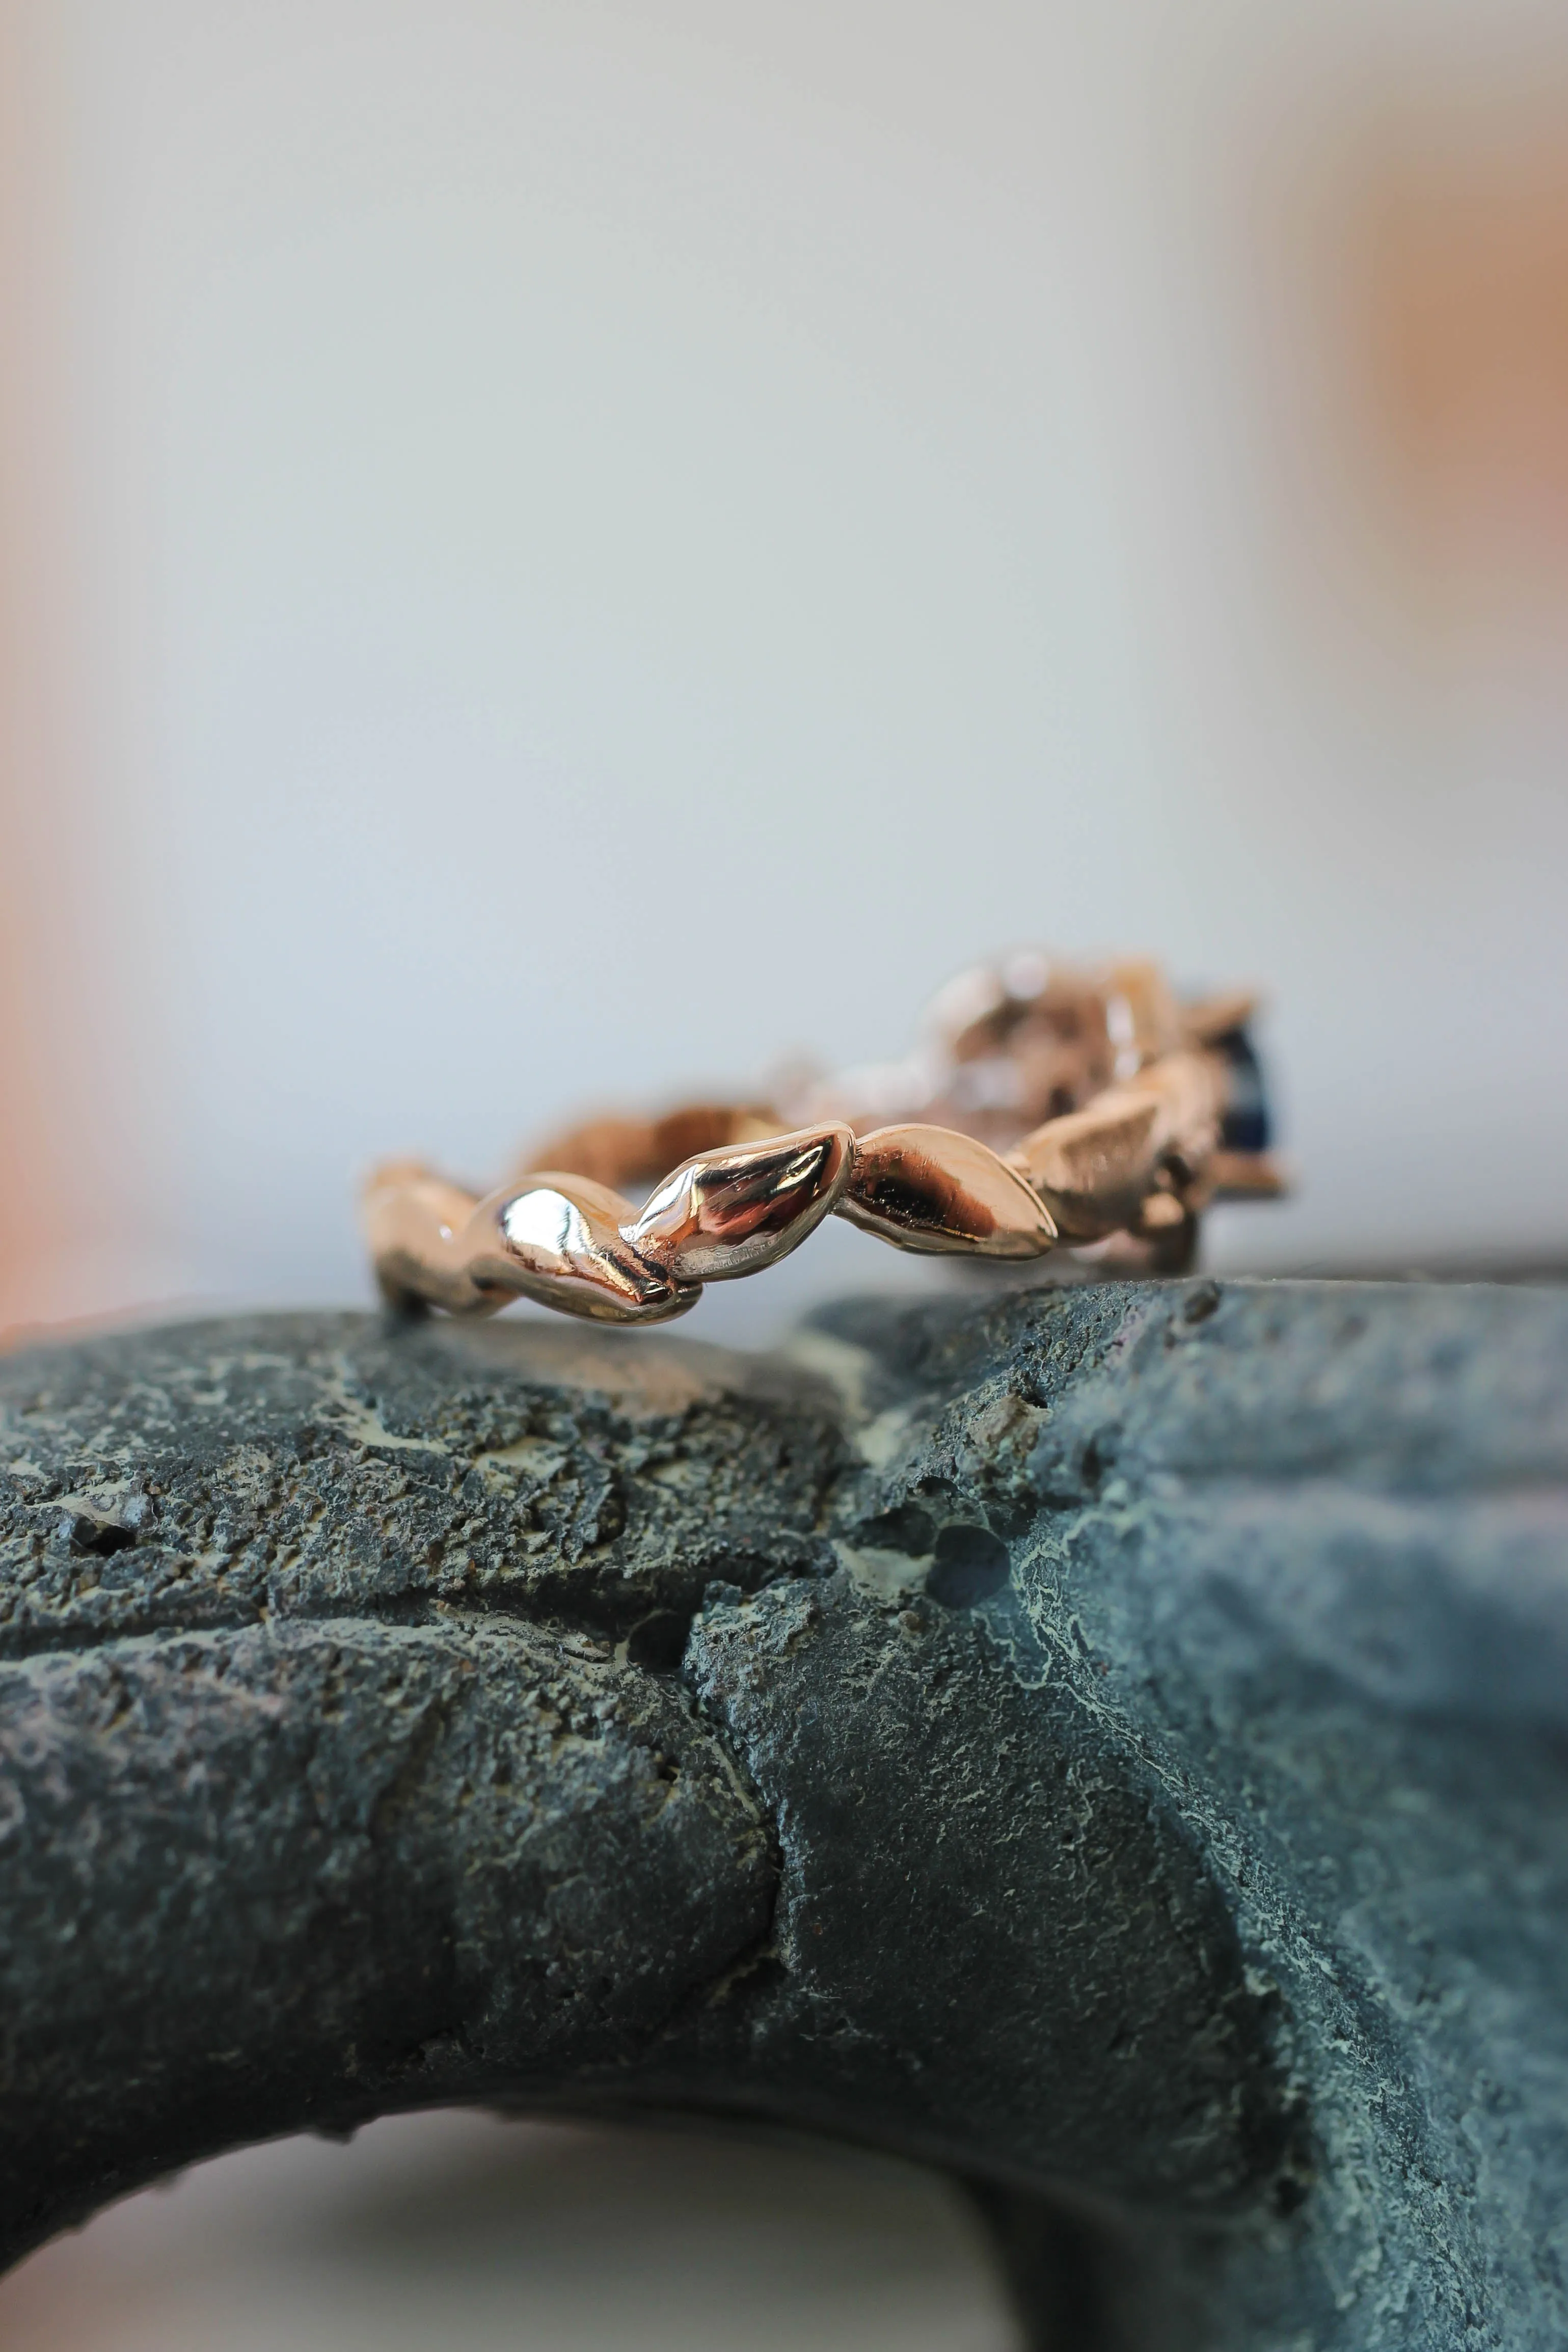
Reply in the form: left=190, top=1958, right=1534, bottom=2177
left=1, top=0, right=1566, bottom=2338
left=0, top=2112, right=1019, bottom=2351
left=3, top=0, right=1565, bottom=1341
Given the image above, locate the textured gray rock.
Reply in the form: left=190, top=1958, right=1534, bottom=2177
left=0, top=1279, right=1565, bottom=2348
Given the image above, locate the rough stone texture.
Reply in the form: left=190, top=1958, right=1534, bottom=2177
left=1, top=1279, right=1565, bottom=2348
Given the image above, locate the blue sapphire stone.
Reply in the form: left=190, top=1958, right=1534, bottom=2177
left=1214, top=1026, right=1272, bottom=1155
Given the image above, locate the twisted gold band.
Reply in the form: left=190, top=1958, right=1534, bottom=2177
left=363, top=953, right=1284, bottom=1326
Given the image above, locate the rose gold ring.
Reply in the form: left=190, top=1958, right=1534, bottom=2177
left=362, top=953, right=1285, bottom=1326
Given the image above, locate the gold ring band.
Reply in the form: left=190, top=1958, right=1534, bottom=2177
left=362, top=952, right=1285, bottom=1326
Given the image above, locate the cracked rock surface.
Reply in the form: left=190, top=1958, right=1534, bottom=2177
left=1, top=1280, right=1565, bottom=2349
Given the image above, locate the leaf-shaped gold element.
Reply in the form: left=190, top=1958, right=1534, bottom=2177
left=363, top=1161, right=699, bottom=1324
left=836, top=1125, right=1058, bottom=1257
left=625, top=1124, right=854, bottom=1283
left=1009, top=1051, right=1224, bottom=1239
left=362, top=1161, right=497, bottom=1316
left=470, top=1174, right=701, bottom=1323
